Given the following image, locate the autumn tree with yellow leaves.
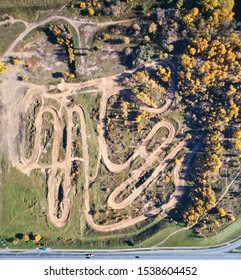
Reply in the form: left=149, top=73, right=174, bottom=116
left=48, top=24, right=76, bottom=75
left=88, top=8, right=95, bottom=15
left=183, top=187, right=216, bottom=225
left=234, top=140, right=241, bottom=150
left=159, top=66, right=171, bottom=83
left=34, top=235, right=42, bottom=243
left=233, top=130, right=241, bottom=139
left=125, top=68, right=167, bottom=109
left=217, top=208, right=226, bottom=217
left=0, top=62, right=8, bottom=74
left=22, top=234, right=30, bottom=242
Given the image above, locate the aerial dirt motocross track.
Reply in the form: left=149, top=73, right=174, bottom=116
left=0, top=16, right=201, bottom=232
left=12, top=70, right=198, bottom=232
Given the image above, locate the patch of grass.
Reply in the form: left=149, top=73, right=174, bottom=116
left=95, top=58, right=125, bottom=78
left=39, top=112, right=54, bottom=165
left=17, top=27, right=45, bottom=50
left=0, top=157, right=46, bottom=238
left=0, top=22, right=26, bottom=56
left=146, top=127, right=169, bottom=153
left=0, top=1, right=66, bottom=21
left=0, top=0, right=67, bottom=7
left=0, top=8, right=37, bottom=21
left=70, top=91, right=101, bottom=177
left=43, top=98, right=61, bottom=110
left=0, top=155, right=84, bottom=248
left=44, top=215, right=169, bottom=249
left=139, top=223, right=184, bottom=247
left=155, top=217, right=241, bottom=247
left=163, top=109, right=185, bottom=135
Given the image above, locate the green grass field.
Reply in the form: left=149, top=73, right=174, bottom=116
left=0, top=155, right=86, bottom=247
left=138, top=216, right=241, bottom=248
left=0, top=157, right=46, bottom=238
left=139, top=223, right=183, bottom=247
left=0, top=0, right=67, bottom=7
left=0, top=22, right=26, bottom=56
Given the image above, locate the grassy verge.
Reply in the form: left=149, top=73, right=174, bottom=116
left=151, top=217, right=241, bottom=247
left=0, top=22, right=26, bottom=56
left=43, top=215, right=170, bottom=249
left=139, top=223, right=183, bottom=247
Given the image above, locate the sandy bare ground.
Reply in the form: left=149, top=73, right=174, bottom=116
left=0, top=15, right=200, bottom=231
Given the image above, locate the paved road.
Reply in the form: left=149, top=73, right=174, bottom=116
left=1, top=238, right=241, bottom=259
left=0, top=250, right=240, bottom=260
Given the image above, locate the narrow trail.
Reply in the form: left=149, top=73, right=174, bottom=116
left=0, top=18, right=28, bottom=28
